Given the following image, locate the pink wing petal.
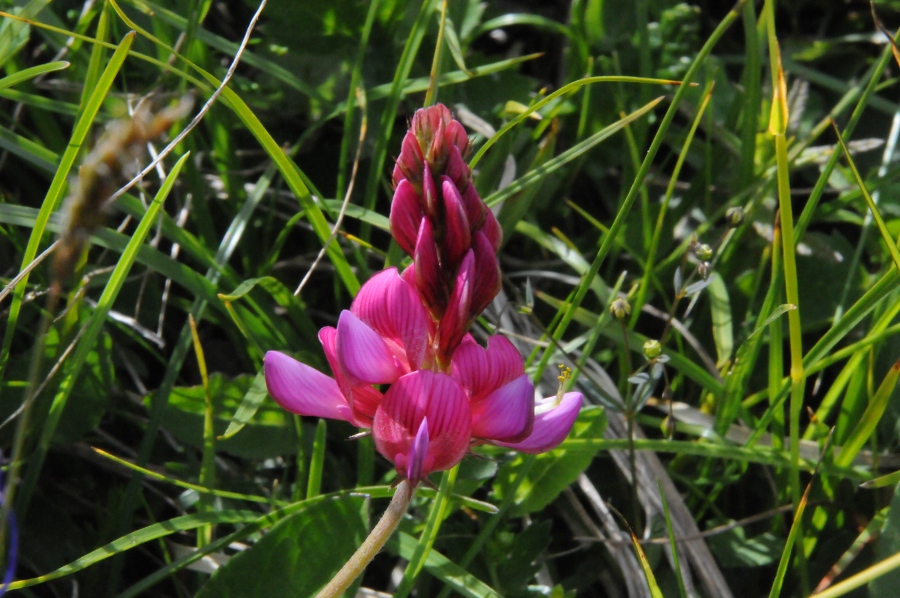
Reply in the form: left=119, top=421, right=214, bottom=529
left=319, top=326, right=381, bottom=425
left=351, top=268, right=429, bottom=371
left=494, top=392, right=583, bottom=453
left=373, top=370, right=471, bottom=479
left=451, top=334, right=525, bottom=403
left=336, top=310, right=405, bottom=385
left=471, top=374, right=534, bottom=442
left=264, top=351, right=356, bottom=424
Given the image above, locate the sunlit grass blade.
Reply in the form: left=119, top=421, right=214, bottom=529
left=485, top=96, right=663, bottom=208
left=832, top=119, right=900, bottom=272
left=0, top=59, right=68, bottom=90
left=631, top=532, right=664, bottom=598
left=6, top=510, right=262, bottom=590
left=835, top=358, right=900, bottom=468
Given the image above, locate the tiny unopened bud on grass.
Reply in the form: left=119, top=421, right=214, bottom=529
left=695, top=243, right=713, bottom=261
left=609, top=297, right=631, bottom=320
left=697, top=261, right=711, bottom=280
left=725, top=206, right=744, bottom=228
left=643, top=339, right=662, bottom=360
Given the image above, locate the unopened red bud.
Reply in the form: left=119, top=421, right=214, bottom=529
left=390, top=179, right=424, bottom=256
left=441, top=177, right=472, bottom=269
left=414, top=218, right=446, bottom=316
left=470, top=232, right=502, bottom=317
left=481, top=208, right=503, bottom=251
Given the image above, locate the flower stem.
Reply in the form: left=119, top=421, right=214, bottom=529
left=316, top=480, right=413, bottom=598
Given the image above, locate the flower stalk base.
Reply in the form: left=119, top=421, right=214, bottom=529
left=316, top=481, right=413, bottom=598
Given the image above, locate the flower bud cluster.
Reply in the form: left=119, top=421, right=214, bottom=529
left=390, top=104, right=503, bottom=367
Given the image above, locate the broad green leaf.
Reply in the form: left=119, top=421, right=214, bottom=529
left=149, top=373, right=298, bottom=459
left=220, top=370, right=268, bottom=440
left=195, top=496, right=368, bottom=598
left=708, top=275, right=733, bottom=368
left=494, top=406, right=606, bottom=515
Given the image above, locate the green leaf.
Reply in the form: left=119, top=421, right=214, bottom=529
left=708, top=275, right=733, bottom=368
left=706, top=527, right=783, bottom=568
left=494, top=406, right=606, bottom=515
left=220, top=370, right=268, bottom=440
left=151, top=373, right=298, bottom=459
left=195, top=496, right=369, bottom=598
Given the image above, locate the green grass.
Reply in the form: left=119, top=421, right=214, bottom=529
left=3, top=1, right=900, bottom=596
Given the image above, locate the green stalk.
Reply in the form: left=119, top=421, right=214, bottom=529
left=188, top=315, right=216, bottom=548
left=764, top=0, right=806, bottom=589
left=316, top=481, right=413, bottom=598
left=423, top=0, right=448, bottom=107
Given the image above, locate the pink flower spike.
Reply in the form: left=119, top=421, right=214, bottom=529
left=440, top=177, right=472, bottom=269
left=471, top=373, right=534, bottom=442
left=351, top=268, right=429, bottom=371
left=264, top=351, right=357, bottom=425
left=336, top=310, right=406, bottom=385
left=494, top=392, right=583, bottom=454
left=390, top=180, right=423, bottom=257
left=406, top=417, right=430, bottom=483
left=373, top=370, right=471, bottom=480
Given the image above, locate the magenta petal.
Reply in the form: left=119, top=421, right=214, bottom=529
left=451, top=334, right=525, bottom=402
left=440, top=177, right=472, bottom=269
left=444, top=119, right=469, bottom=154
left=393, top=130, right=424, bottom=186
left=336, top=311, right=405, bottom=385
left=471, top=374, right=534, bottom=441
left=495, top=392, right=583, bottom=453
left=460, top=184, right=486, bottom=231
left=406, top=417, right=431, bottom=483
left=264, top=351, right=356, bottom=424
left=422, top=162, right=438, bottom=217
left=444, top=144, right=469, bottom=190
left=390, top=180, right=423, bottom=256
left=373, top=370, right=471, bottom=478
left=351, top=268, right=429, bottom=371
left=320, top=327, right=381, bottom=425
